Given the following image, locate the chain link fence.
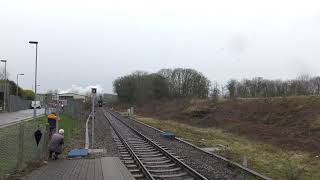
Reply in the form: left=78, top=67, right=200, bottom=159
left=0, top=119, right=49, bottom=180
left=62, top=99, right=90, bottom=124
left=0, top=99, right=89, bottom=179
left=8, top=95, right=31, bottom=112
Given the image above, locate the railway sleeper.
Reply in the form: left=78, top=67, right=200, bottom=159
left=132, top=144, right=153, bottom=147
left=132, top=174, right=144, bottom=179
left=122, top=157, right=133, bottom=160
left=127, top=140, right=145, bottom=143
left=152, top=172, right=188, bottom=178
left=131, top=143, right=151, bottom=146
left=137, top=153, right=163, bottom=157
left=139, top=156, right=168, bottom=161
left=131, top=144, right=153, bottom=147
left=136, top=151, right=160, bottom=155
left=148, top=167, right=182, bottom=173
left=134, top=149, right=157, bottom=152
left=133, top=147, right=155, bottom=150
left=128, top=169, right=141, bottom=173
left=126, top=164, right=138, bottom=168
left=142, top=159, right=171, bottom=164
left=145, top=163, right=176, bottom=168
left=123, top=160, right=136, bottom=164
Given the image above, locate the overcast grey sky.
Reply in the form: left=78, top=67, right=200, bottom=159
left=1, top=0, right=320, bottom=94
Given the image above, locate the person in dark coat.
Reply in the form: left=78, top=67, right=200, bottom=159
left=48, top=129, right=64, bottom=160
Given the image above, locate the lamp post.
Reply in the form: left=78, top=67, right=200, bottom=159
left=1, top=60, right=7, bottom=112
left=29, top=41, right=38, bottom=118
left=16, top=73, right=24, bottom=96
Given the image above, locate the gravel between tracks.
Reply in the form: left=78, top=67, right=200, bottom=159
left=88, top=109, right=119, bottom=158
left=111, top=111, right=253, bottom=180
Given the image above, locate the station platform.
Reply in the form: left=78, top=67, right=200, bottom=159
left=23, top=157, right=135, bottom=180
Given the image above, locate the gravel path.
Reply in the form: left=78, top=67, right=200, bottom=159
left=110, top=111, right=257, bottom=180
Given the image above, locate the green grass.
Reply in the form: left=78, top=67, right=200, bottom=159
left=135, top=116, right=320, bottom=180
left=58, top=114, right=81, bottom=144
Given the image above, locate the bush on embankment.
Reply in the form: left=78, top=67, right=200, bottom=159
left=116, top=96, right=320, bottom=154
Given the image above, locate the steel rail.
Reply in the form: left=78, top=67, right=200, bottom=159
left=105, top=109, right=209, bottom=180
left=103, top=111, right=155, bottom=180
left=112, top=111, right=272, bottom=180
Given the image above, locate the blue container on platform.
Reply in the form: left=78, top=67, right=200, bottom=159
left=160, top=131, right=176, bottom=139
left=68, top=148, right=89, bottom=157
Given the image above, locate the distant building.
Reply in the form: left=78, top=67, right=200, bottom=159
left=58, top=93, right=87, bottom=101
left=37, top=93, right=46, bottom=102
left=52, top=93, right=87, bottom=106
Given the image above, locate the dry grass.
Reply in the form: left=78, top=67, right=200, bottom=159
left=135, top=116, right=320, bottom=180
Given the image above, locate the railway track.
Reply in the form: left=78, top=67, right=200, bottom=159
left=103, top=109, right=208, bottom=180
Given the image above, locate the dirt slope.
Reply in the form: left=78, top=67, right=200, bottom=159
left=115, top=96, right=320, bottom=153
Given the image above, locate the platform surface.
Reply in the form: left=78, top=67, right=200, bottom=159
left=23, top=157, right=135, bottom=180
left=101, top=157, right=136, bottom=180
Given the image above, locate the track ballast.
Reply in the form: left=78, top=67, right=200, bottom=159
left=103, top=109, right=208, bottom=180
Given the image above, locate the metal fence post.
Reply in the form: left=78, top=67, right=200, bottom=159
left=42, top=124, right=50, bottom=159
left=16, top=123, right=25, bottom=171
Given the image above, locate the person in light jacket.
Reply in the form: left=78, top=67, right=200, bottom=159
left=48, top=129, right=64, bottom=160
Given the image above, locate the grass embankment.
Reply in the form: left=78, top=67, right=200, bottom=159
left=58, top=114, right=81, bottom=144
left=57, top=114, right=84, bottom=155
left=135, top=116, right=320, bottom=180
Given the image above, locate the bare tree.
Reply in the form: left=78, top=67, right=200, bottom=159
left=210, top=81, right=220, bottom=101
left=227, top=79, right=237, bottom=99
left=226, top=74, right=320, bottom=98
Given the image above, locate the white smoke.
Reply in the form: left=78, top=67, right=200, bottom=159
left=59, top=84, right=104, bottom=95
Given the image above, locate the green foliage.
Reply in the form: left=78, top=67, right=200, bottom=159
left=114, top=71, right=169, bottom=103
left=113, top=68, right=210, bottom=103
left=0, top=80, right=35, bottom=100
left=22, top=89, right=35, bottom=100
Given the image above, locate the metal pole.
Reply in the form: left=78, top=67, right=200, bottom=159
left=56, top=92, right=59, bottom=133
left=33, top=43, right=38, bottom=118
left=3, top=61, right=6, bottom=112
left=91, top=94, right=95, bottom=148
left=16, top=74, right=18, bottom=96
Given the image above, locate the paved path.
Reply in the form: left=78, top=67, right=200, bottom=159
left=0, top=109, right=45, bottom=127
left=22, top=157, right=135, bottom=180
